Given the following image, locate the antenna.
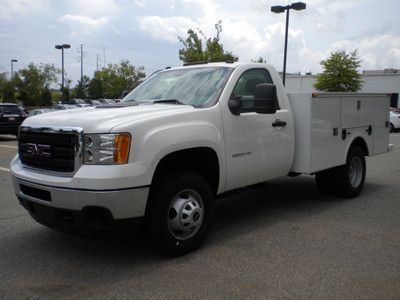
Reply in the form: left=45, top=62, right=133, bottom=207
left=96, top=53, right=102, bottom=71
left=103, top=47, right=106, bottom=67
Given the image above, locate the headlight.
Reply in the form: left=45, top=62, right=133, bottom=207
left=84, top=133, right=131, bottom=165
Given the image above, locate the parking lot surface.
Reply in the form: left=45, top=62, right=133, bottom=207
left=0, top=134, right=399, bottom=299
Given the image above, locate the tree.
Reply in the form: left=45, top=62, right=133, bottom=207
left=63, top=87, right=70, bottom=103
left=0, top=73, right=6, bottom=102
left=178, top=20, right=239, bottom=63
left=2, top=81, right=16, bottom=103
left=314, top=50, right=362, bottom=92
left=88, top=60, right=145, bottom=99
left=61, top=77, right=72, bottom=103
left=13, top=63, right=59, bottom=106
left=17, top=90, right=29, bottom=104
left=87, top=76, right=104, bottom=99
left=40, top=87, right=52, bottom=106
left=0, top=73, right=17, bottom=103
left=74, top=76, right=91, bottom=99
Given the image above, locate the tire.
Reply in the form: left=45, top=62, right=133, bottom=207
left=389, top=123, right=394, bottom=133
left=145, top=171, right=215, bottom=256
left=336, top=146, right=366, bottom=198
left=315, top=146, right=366, bottom=198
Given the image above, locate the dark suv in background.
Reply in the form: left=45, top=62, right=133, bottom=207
left=0, top=103, right=27, bottom=137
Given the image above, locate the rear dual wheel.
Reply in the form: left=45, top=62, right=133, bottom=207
left=316, top=146, right=366, bottom=198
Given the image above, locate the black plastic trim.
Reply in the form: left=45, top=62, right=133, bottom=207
left=14, top=177, right=149, bottom=192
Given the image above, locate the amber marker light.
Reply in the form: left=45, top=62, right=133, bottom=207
left=114, top=133, right=131, bottom=164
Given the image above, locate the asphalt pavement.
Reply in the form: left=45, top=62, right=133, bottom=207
left=0, top=133, right=399, bottom=299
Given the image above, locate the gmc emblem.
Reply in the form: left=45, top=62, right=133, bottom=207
left=26, top=143, right=51, bottom=158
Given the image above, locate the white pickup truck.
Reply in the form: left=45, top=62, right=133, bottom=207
left=11, top=63, right=391, bottom=255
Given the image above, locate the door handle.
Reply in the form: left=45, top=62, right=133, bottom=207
left=272, top=119, right=287, bottom=127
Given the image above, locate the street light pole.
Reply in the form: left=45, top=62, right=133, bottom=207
left=55, top=44, right=71, bottom=102
left=11, top=59, right=18, bottom=80
left=282, top=8, right=290, bottom=87
left=271, top=2, right=306, bottom=86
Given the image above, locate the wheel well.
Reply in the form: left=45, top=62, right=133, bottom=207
left=151, top=147, right=220, bottom=194
left=350, top=137, right=369, bottom=156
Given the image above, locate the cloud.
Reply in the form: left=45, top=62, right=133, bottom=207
left=329, top=34, right=400, bottom=70
left=136, top=12, right=307, bottom=69
left=134, top=0, right=400, bottom=73
left=134, top=0, right=313, bottom=70
left=67, top=0, right=119, bottom=18
left=137, top=16, right=197, bottom=43
left=59, top=14, right=108, bottom=36
left=180, top=0, right=218, bottom=15
left=270, top=0, right=363, bottom=33
left=0, top=0, right=49, bottom=20
left=134, top=0, right=147, bottom=7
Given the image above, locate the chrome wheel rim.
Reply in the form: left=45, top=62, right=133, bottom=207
left=349, top=156, right=363, bottom=187
left=167, top=189, right=204, bottom=240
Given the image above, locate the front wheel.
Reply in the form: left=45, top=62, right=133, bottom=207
left=389, top=123, right=394, bottom=133
left=146, top=171, right=214, bottom=256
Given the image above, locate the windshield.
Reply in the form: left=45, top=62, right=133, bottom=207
left=123, top=67, right=233, bottom=107
left=0, top=106, right=21, bottom=114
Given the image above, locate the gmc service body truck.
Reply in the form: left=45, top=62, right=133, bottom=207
left=11, top=63, right=392, bottom=255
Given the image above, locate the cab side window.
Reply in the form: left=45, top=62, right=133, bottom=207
left=230, top=69, right=273, bottom=99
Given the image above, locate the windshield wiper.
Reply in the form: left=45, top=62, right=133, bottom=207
left=152, top=99, right=187, bottom=105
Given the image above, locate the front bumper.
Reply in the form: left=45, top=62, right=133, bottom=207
left=12, top=176, right=149, bottom=220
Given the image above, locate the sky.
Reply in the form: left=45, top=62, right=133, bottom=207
left=0, top=0, right=399, bottom=85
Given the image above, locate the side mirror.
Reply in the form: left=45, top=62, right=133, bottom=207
left=121, top=90, right=129, bottom=99
left=228, top=98, right=242, bottom=116
left=253, top=83, right=278, bottom=114
left=228, top=83, right=279, bottom=115
left=228, top=96, right=257, bottom=116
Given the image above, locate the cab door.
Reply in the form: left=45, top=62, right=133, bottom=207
left=221, top=67, right=293, bottom=191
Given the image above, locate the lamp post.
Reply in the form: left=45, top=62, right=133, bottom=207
left=11, top=59, right=18, bottom=80
left=55, top=44, right=71, bottom=101
left=271, top=2, right=306, bottom=86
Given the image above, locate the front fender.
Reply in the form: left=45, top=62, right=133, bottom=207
left=110, top=105, right=226, bottom=191
left=142, top=121, right=225, bottom=191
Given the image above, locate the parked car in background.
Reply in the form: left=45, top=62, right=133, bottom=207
left=98, top=99, right=116, bottom=104
left=19, top=106, right=29, bottom=115
left=0, top=103, right=27, bottom=137
left=85, top=99, right=101, bottom=106
left=68, top=98, right=90, bottom=107
left=390, top=111, right=400, bottom=132
left=27, top=109, right=57, bottom=117
left=390, top=107, right=400, bottom=114
left=51, top=104, right=80, bottom=110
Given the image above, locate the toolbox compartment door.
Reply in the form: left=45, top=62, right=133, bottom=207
left=341, top=96, right=374, bottom=128
left=310, top=96, right=343, bottom=172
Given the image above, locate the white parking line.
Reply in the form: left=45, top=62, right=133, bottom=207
left=0, top=167, right=10, bottom=172
left=0, top=145, right=17, bottom=149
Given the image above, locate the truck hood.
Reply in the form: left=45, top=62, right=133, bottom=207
left=22, top=104, right=194, bottom=133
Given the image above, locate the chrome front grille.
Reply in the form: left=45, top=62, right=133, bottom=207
left=18, top=126, right=83, bottom=175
